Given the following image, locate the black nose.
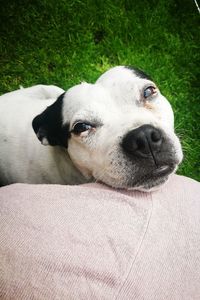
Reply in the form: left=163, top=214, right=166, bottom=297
left=121, top=125, right=163, bottom=158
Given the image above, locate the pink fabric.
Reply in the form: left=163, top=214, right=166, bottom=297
left=0, top=175, right=200, bottom=299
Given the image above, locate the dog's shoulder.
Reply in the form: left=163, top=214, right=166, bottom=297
left=0, top=85, right=64, bottom=101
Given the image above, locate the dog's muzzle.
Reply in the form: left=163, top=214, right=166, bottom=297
left=121, top=124, right=176, bottom=180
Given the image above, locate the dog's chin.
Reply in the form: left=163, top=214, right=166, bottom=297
left=97, top=164, right=177, bottom=192
left=128, top=175, right=169, bottom=192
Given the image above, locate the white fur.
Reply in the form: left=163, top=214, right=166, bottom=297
left=0, top=85, right=85, bottom=185
left=0, top=67, right=183, bottom=189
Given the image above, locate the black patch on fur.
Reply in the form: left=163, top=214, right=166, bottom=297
left=32, top=92, right=70, bottom=148
left=125, top=66, right=153, bottom=81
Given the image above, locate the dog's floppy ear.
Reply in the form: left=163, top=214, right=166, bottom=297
left=32, top=92, right=70, bottom=148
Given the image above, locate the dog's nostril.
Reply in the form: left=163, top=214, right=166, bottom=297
left=151, top=130, right=161, bottom=143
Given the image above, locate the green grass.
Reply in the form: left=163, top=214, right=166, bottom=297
left=0, top=0, right=199, bottom=181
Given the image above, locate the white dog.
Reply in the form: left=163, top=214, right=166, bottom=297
left=0, top=66, right=183, bottom=190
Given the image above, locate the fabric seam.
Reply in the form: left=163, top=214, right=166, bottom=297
left=114, top=193, right=154, bottom=299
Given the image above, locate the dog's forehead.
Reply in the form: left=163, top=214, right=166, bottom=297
left=61, top=66, right=173, bottom=127
left=96, top=65, right=153, bottom=89
left=63, top=66, right=154, bottom=111
left=63, top=82, right=112, bottom=108
left=96, top=65, right=152, bottom=84
left=96, top=66, right=156, bottom=104
left=62, top=82, right=114, bottom=122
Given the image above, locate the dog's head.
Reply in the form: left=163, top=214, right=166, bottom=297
left=32, top=66, right=183, bottom=191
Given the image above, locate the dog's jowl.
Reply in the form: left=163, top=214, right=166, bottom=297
left=0, top=66, right=183, bottom=190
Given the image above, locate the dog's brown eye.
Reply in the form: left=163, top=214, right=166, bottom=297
left=72, top=122, right=93, bottom=135
left=144, top=86, right=157, bottom=99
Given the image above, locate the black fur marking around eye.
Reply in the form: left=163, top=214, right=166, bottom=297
left=125, top=66, right=153, bottom=81
left=32, top=92, right=70, bottom=148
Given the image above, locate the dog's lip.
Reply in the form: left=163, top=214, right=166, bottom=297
left=128, top=164, right=176, bottom=190
left=95, top=163, right=176, bottom=190
left=152, top=165, right=173, bottom=176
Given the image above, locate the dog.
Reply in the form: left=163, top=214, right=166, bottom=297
left=0, top=66, right=183, bottom=190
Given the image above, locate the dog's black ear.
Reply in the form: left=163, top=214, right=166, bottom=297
left=32, top=92, right=70, bottom=148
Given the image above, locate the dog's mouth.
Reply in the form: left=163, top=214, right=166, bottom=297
left=152, top=164, right=174, bottom=176
left=95, top=162, right=176, bottom=191
left=127, top=163, right=176, bottom=191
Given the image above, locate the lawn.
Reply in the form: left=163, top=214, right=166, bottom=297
left=0, top=0, right=199, bottom=181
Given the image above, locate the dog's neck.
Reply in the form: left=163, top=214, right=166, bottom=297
left=51, top=146, right=89, bottom=185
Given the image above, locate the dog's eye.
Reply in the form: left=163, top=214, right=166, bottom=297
left=72, top=122, right=93, bottom=135
left=144, top=86, right=157, bottom=99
